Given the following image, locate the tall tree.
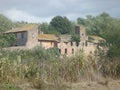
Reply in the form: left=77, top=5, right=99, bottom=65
left=49, top=16, right=73, bottom=34
left=105, top=19, right=120, bottom=58
left=77, top=17, right=87, bottom=26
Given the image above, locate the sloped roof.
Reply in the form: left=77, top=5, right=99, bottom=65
left=5, top=24, right=38, bottom=33
left=59, top=35, right=72, bottom=42
left=38, top=34, right=58, bottom=41
left=89, top=35, right=105, bottom=43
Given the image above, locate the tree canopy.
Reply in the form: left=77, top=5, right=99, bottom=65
left=49, top=16, right=73, bottom=34
left=38, top=22, right=49, bottom=34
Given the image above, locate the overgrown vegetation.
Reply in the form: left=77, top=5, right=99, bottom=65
left=77, top=12, right=120, bottom=59
left=0, top=46, right=120, bottom=90
left=0, top=13, right=120, bottom=90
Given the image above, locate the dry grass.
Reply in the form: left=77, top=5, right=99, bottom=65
left=0, top=50, right=120, bottom=90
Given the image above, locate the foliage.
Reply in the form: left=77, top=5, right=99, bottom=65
left=0, top=48, right=120, bottom=89
left=38, top=18, right=75, bottom=35
left=30, top=46, right=60, bottom=60
left=49, top=16, right=73, bottom=34
left=77, top=12, right=120, bottom=59
left=71, top=35, right=80, bottom=42
left=0, top=46, right=60, bottom=61
left=38, top=22, right=49, bottom=34
left=3, top=83, right=15, bottom=90
left=46, top=47, right=60, bottom=59
left=0, top=12, right=120, bottom=90
left=0, top=34, right=16, bottom=48
left=13, top=21, right=28, bottom=28
left=0, top=14, right=13, bottom=33
left=77, top=12, right=112, bottom=36
left=0, top=14, right=15, bottom=48
left=71, top=35, right=80, bottom=46
left=77, top=17, right=87, bottom=26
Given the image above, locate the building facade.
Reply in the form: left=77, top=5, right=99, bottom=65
left=57, top=26, right=98, bottom=57
left=6, top=24, right=105, bottom=57
left=5, top=24, right=39, bottom=49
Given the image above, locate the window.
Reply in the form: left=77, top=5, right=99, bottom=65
left=65, top=42, right=68, bottom=45
left=85, top=41, right=88, bottom=46
left=90, top=51, right=92, bottom=54
left=71, top=42, right=73, bottom=46
left=76, top=42, right=79, bottom=47
left=82, top=33, right=84, bottom=36
left=59, top=49, right=61, bottom=54
left=65, top=48, right=67, bottom=54
left=72, top=48, right=74, bottom=54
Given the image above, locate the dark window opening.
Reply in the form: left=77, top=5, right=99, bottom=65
left=82, top=33, right=84, bottom=36
left=65, top=42, right=68, bottom=45
left=65, top=48, right=67, bottom=54
left=71, top=42, right=73, bottom=46
left=90, top=51, right=92, bottom=54
left=59, top=49, right=61, bottom=54
left=85, top=41, right=88, bottom=46
left=72, top=48, right=74, bottom=54
left=54, top=42, right=57, bottom=47
left=76, top=42, right=79, bottom=46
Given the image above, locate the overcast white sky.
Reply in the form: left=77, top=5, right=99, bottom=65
left=0, top=0, right=120, bottom=23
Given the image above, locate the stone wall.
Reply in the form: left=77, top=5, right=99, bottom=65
left=26, top=27, right=39, bottom=49
left=39, top=41, right=57, bottom=49
left=58, top=41, right=97, bottom=57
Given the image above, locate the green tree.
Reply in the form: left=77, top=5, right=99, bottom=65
left=77, top=17, right=87, bottom=26
left=105, top=19, right=120, bottom=58
left=77, top=12, right=120, bottom=59
left=0, top=14, right=13, bottom=33
left=0, top=14, right=15, bottom=48
left=49, top=16, right=73, bottom=34
left=71, top=35, right=80, bottom=46
left=38, top=22, right=49, bottom=34
left=77, top=12, right=112, bottom=36
left=71, top=35, right=80, bottom=42
left=0, top=34, right=15, bottom=48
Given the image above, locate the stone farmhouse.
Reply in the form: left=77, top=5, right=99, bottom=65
left=5, top=24, right=105, bottom=57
